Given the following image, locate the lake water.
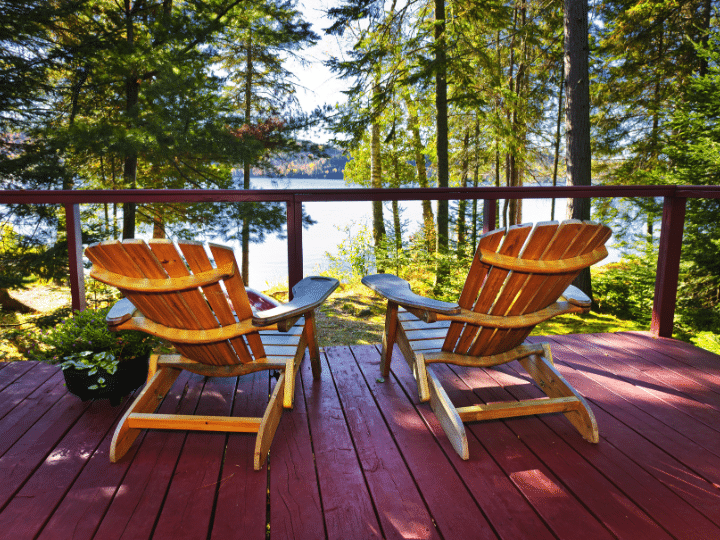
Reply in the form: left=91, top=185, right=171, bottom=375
left=220, top=177, right=614, bottom=289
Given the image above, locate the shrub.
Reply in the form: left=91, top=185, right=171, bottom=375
left=31, top=306, right=158, bottom=364
left=592, top=252, right=657, bottom=325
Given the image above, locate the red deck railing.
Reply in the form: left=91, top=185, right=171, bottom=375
left=1, top=184, right=717, bottom=338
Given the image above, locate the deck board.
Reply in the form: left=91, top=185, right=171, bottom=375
left=427, top=362, right=615, bottom=540
left=1, top=332, right=720, bottom=539
left=211, top=371, right=270, bottom=540
left=468, top=361, right=673, bottom=540
left=370, top=345, right=551, bottom=540
left=269, top=367, right=325, bottom=540
left=324, top=346, right=441, bottom=540
left=301, top=346, right=383, bottom=540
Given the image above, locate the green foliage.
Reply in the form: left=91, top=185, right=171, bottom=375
left=655, top=32, right=720, bottom=340
left=592, top=0, right=713, bottom=242
left=592, top=250, right=657, bottom=325
left=57, top=350, right=118, bottom=390
left=2, top=0, right=319, bottom=248
left=323, top=217, right=472, bottom=301
left=688, top=332, right=720, bottom=356
left=325, top=222, right=375, bottom=282
left=31, top=306, right=158, bottom=365
left=0, top=225, right=27, bottom=289
left=0, top=217, right=107, bottom=289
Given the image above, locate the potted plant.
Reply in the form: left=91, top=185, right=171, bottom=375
left=34, top=306, right=159, bottom=405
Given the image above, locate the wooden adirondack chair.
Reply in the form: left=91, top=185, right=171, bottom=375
left=362, top=220, right=612, bottom=459
left=85, top=239, right=338, bottom=470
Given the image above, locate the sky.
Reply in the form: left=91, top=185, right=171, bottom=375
left=289, top=0, right=350, bottom=143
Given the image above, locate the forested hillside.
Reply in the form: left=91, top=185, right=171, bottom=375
left=242, top=146, right=349, bottom=179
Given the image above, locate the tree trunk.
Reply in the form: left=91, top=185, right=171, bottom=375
left=471, top=118, right=480, bottom=247
left=241, top=35, right=253, bottom=285
left=392, top=152, right=402, bottom=255
left=370, top=115, right=386, bottom=273
left=564, top=0, right=592, bottom=295
left=508, top=3, right=527, bottom=227
left=504, top=8, right=518, bottom=227
left=494, top=31, right=501, bottom=230
left=551, top=60, right=564, bottom=221
left=434, top=0, right=449, bottom=293
left=122, top=1, right=138, bottom=240
left=392, top=199, right=401, bottom=274
left=564, top=0, right=591, bottom=219
left=405, top=97, right=435, bottom=250
left=457, top=128, right=469, bottom=256
left=121, top=152, right=137, bottom=240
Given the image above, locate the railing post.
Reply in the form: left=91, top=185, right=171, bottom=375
left=64, top=203, right=87, bottom=312
left=286, top=195, right=304, bottom=299
left=651, top=195, right=686, bottom=338
left=483, top=199, right=497, bottom=233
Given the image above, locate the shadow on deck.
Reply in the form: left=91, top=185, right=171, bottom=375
left=1, top=332, right=720, bottom=539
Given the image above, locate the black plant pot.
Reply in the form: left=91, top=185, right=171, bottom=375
left=62, top=355, right=148, bottom=406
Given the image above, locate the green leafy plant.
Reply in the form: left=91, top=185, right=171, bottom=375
left=58, top=350, right=118, bottom=390
left=325, top=222, right=375, bottom=282
left=32, top=306, right=158, bottom=373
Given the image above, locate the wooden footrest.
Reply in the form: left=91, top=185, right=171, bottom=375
left=127, top=413, right=262, bottom=433
left=457, top=396, right=584, bottom=423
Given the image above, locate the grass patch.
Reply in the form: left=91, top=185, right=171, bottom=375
left=263, top=281, right=387, bottom=348
left=532, top=311, right=647, bottom=336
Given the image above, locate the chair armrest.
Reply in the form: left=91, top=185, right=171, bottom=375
left=252, top=276, right=339, bottom=326
left=361, top=274, right=460, bottom=315
left=559, top=285, right=592, bottom=307
left=106, top=298, right=139, bottom=328
left=436, top=301, right=585, bottom=328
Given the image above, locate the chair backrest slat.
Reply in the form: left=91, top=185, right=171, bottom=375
left=177, top=242, right=257, bottom=363
left=208, top=244, right=267, bottom=360
left=87, top=241, right=181, bottom=328
left=123, top=241, right=231, bottom=365
left=145, top=240, right=246, bottom=366
left=469, top=222, right=581, bottom=356
left=468, top=222, right=562, bottom=356
left=85, top=239, right=265, bottom=366
left=443, top=221, right=612, bottom=358
left=88, top=240, right=214, bottom=364
left=446, top=224, right=532, bottom=354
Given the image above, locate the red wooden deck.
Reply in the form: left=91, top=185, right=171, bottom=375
left=1, top=331, right=720, bottom=540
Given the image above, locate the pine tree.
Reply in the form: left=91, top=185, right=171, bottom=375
left=662, top=32, right=720, bottom=326
left=592, top=0, right=713, bottom=242
left=214, top=0, right=318, bottom=283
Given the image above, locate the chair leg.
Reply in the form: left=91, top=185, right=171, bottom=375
left=304, top=310, right=321, bottom=380
left=427, top=367, right=469, bottom=460
left=110, top=366, right=180, bottom=462
left=518, top=344, right=598, bottom=443
left=254, top=372, right=286, bottom=470
left=414, top=353, right=430, bottom=402
left=283, top=315, right=312, bottom=409
left=380, top=301, right=399, bottom=378
left=146, top=353, right=159, bottom=383
left=283, top=342, right=306, bottom=410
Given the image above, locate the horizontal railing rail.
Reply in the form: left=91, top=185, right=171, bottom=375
left=3, top=184, right=720, bottom=338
